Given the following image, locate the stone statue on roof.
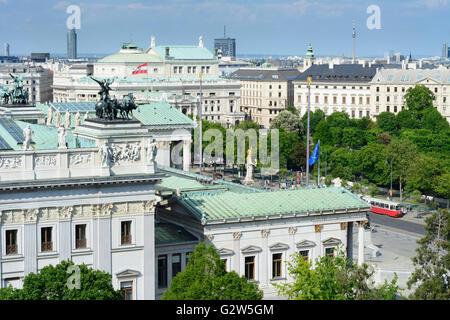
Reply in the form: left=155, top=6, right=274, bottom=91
left=57, top=126, right=67, bottom=149
left=9, top=73, right=28, bottom=104
left=55, top=107, right=61, bottom=127
left=75, top=111, right=81, bottom=127
left=243, top=148, right=257, bottom=185
left=65, top=110, right=71, bottom=129
left=47, top=106, right=53, bottom=126
left=22, top=124, right=33, bottom=151
left=146, top=138, right=158, bottom=164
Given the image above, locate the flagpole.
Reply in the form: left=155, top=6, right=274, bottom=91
left=199, top=72, right=203, bottom=175
left=306, top=76, right=311, bottom=186
left=317, top=140, right=320, bottom=187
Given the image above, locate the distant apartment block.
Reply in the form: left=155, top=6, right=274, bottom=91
left=228, top=68, right=300, bottom=128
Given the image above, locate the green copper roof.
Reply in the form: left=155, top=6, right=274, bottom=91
left=0, top=120, right=96, bottom=150
left=306, top=43, right=315, bottom=58
left=151, top=45, right=216, bottom=61
left=155, top=222, right=198, bottom=245
left=157, top=175, right=205, bottom=191
left=133, top=102, right=195, bottom=127
left=98, top=50, right=163, bottom=63
left=179, top=186, right=370, bottom=222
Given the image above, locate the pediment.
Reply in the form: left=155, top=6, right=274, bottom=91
left=116, top=269, right=141, bottom=278
left=269, top=242, right=289, bottom=251
left=296, top=240, right=316, bottom=248
left=218, top=248, right=234, bottom=256
left=241, top=245, right=262, bottom=254
left=322, top=237, right=342, bottom=246
left=416, top=77, right=440, bottom=85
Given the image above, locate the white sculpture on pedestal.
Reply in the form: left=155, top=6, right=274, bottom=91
left=55, top=108, right=61, bottom=127
left=146, top=138, right=157, bottom=164
left=243, top=148, right=257, bottom=185
left=46, top=107, right=53, bottom=126
left=84, top=112, right=89, bottom=121
left=75, top=111, right=81, bottom=127
left=57, top=126, right=67, bottom=149
left=22, top=124, right=33, bottom=151
left=99, top=143, right=111, bottom=167
left=65, top=110, right=71, bottom=129
left=199, top=35, right=204, bottom=48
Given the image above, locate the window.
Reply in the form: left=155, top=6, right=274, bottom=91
left=324, top=96, right=328, bottom=104
left=351, top=97, right=356, bottom=104
left=158, top=255, right=168, bottom=288
left=6, top=230, right=18, bottom=255
left=333, top=96, right=337, bottom=104
left=41, top=227, right=53, bottom=252
left=187, top=66, right=191, bottom=73
left=342, top=97, right=346, bottom=104
left=245, top=256, right=255, bottom=280
left=120, top=281, right=133, bottom=300
left=394, top=106, right=398, bottom=113
left=172, top=253, right=181, bottom=278
left=315, top=96, right=319, bottom=103
left=192, top=66, right=196, bottom=73
left=325, top=247, right=335, bottom=258
left=386, top=106, right=390, bottom=112
left=121, top=221, right=132, bottom=245
left=272, top=253, right=282, bottom=278
left=376, top=87, right=379, bottom=92
left=299, top=250, right=309, bottom=261
left=178, top=67, right=183, bottom=73
left=387, top=87, right=390, bottom=92
left=75, top=224, right=86, bottom=249
left=366, top=97, right=370, bottom=105
left=173, top=66, right=178, bottom=74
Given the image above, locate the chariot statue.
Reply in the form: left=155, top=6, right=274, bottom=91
left=90, top=76, right=138, bottom=121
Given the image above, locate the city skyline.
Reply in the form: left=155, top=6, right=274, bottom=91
left=0, top=0, right=449, bottom=57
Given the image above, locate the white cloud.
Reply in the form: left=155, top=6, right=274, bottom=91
left=52, top=1, right=69, bottom=10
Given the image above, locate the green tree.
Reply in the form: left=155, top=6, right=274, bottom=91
left=314, top=120, right=332, bottom=146
left=286, top=105, right=299, bottom=115
left=342, top=127, right=366, bottom=149
left=406, top=153, right=442, bottom=196
left=302, top=109, right=325, bottom=136
left=0, top=260, right=122, bottom=300
left=270, top=110, right=303, bottom=135
left=356, top=143, right=390, bottom=186
left=289, top=141, right=307, bottom=171
left=387, top=138, right=419, bottom=201
left=404, top=85, right=436, bottom=114
left=422, top=107, right=449, bottom=133
left=377, top=112, right=398, bottom=133
left=276, top=249, right=400, bottom=300
left=396, top=109, right=420, bottom=129
left=407, top=209, right=449, bottom=300
left=376, top=132, right=391, bottom=145
left=162, top=242, right=263, bottom=300
left=434, top=173, right=450, bottom=208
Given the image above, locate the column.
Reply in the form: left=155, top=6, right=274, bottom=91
left=232, top=232, right=241, bottom=275
left=358, top=221, right=366, bottom=266
left=314, top=224, right=322, bottom=267
left=23, top=215, right=38, bottom=275
left=347, top=222, right=354, bottom=264
left=156, top=141, right=171, bottom=167
left=260, top=229, right=269, bottom=286
left=182, top=139, right=191, bottom=172
left=96, top=216, right=112, bottom=274
left=143, top=210, right=155, bottom=299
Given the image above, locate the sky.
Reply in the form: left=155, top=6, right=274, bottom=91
left=0, top=0, right=449, bottom=57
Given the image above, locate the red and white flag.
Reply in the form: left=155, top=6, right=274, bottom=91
left=132, top=63, right=148, bottom=75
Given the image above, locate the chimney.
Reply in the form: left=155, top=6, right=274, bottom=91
left=165, top=47, right=170, bottom=59
left=151, top=35, right=155, bottom=48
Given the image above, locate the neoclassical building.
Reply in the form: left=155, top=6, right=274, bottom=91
left=370, top=66, right=450, bottom=122
left=52, top=37, right=245, bottom=127
left=293, top=63, right=379, bottom=119
left=0, top=100, right=372, bottom=299
left=228, top=68, right=300, bottom=128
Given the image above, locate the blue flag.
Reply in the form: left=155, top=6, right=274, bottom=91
left=308, top=141, right=319, bottom=166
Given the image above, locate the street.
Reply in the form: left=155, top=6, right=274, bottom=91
left=368, top=212, right=426, bottom=237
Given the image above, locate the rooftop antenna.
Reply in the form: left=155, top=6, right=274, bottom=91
left=352, top=22, right=356, bottom=63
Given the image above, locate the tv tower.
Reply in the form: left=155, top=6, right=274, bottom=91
left=352, top=23, right=356, bottom=63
